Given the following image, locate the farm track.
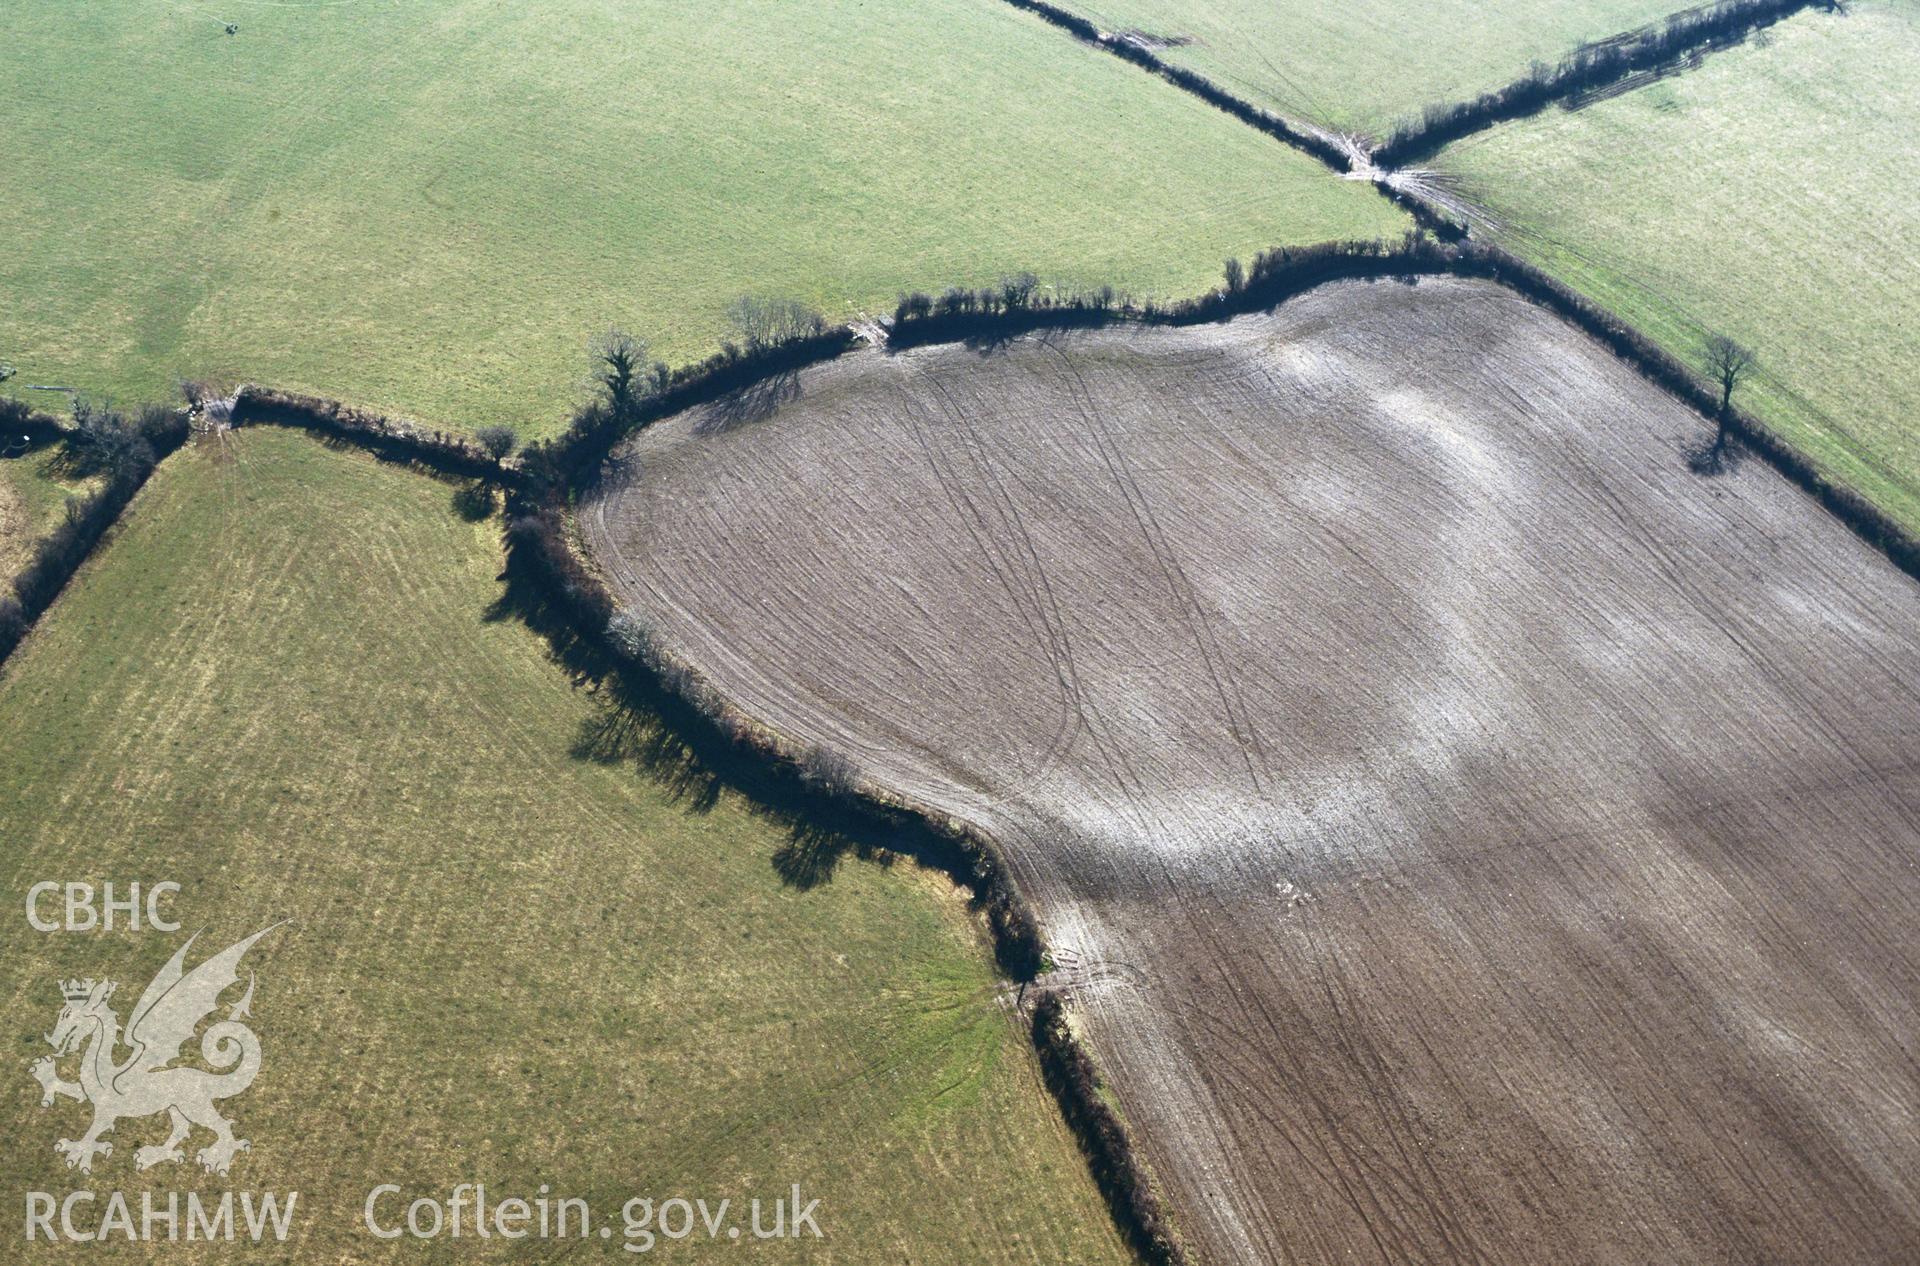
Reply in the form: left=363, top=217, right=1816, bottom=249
left=584, top=278, right=1920, bottom=1265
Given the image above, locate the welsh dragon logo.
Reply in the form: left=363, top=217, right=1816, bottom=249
left=29, top=924, right=282, bottom=1175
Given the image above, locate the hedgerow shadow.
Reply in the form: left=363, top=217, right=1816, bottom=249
left=451, top=480, right=496, bottom=521
left=691, top=372, right=801, bottom=436
left=485, top=537, right=939, bottom=898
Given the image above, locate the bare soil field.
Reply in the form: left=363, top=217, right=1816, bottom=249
left=585, top=278, right=1920, bottom=1265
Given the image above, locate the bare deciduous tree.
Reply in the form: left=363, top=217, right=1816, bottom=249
left=474, top=424, right=518, bottom=461
left=726, top=296, right=826, bottom=351
left=797, top=744, right=860, bottom=797
left=1000, top=271, right=1038, bottom=310
left=68, top=397, right=153, bottom=479
left=1224, top=257, right=1245, bottom=294
left=1703, top=334, right=1756, bottom=452
left=590, top=328, right=647, bottom=425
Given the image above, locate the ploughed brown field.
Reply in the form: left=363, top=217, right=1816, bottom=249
left=585, top=278, right=1920, bottom=1265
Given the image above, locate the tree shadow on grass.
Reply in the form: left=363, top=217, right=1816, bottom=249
left=570, top=682, right=723, bottom=815
left=485, top=544, right=941, bottom=896
left=451, top=480, right=496, bottom=521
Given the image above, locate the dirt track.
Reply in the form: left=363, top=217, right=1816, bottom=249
left=586, top=278, right=1920, bottom=1265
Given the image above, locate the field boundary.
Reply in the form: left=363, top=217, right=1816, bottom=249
left=1001, top=0, right=1356, bottom=168
left=1373, top=0, right=1833, bottom=165
left=887, top=238, right=1920, bottom=581
left=530, top=331, right=860, bottom=492
left=499, top=494, right=1049, bottom=976
left=994, top=0, right=1464, bottom=238
left=229, top=386, right=518, bottom=486
left=497, top=492, right=1197, bottom=1263
left=1000, top=0, right=1830, bottom=172
left=0, top=400, right=188, bottom=673
left=1032, top=993, right=1188, bottom=1266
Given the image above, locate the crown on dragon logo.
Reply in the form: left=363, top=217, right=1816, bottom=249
left=60, top=979, right=104, bottom=1002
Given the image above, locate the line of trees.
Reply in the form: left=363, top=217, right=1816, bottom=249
left=726, top=295, right=828, bottom=351
left=1031, top=992, right=1189, bottom=1266
left=889, top=274, right=1127, bottom=347
left=887, top=236, right=1445, bottom=342
left=0, top=401, right=189, bottom=668
left=1373, top=0, right=1830, bottom=165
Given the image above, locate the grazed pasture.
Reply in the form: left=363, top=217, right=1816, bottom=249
left=0, top=441, right=92, bottom=577
left=0, top=0, right=1401, bottom=436
left=1052, top=0, right=1677, bottom=136
left=0, top=429, right=1129, bottom=1264
left=1432, top=0, right=1920, bottom=534
left=589, top=278, right=1920, bottom=1265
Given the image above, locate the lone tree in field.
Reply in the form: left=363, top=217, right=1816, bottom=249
left=590, top=328, right=647, bottom=426
left=1703, top=334, right=1756, bottom=453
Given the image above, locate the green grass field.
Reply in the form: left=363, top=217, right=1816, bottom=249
left=0, top=440, right=96, bottom=578
left=1062, top=0, right=1678, bottom=137
left=0, top=0, right=1404, bottom=437
left=0, top=428, right=1128, bottom=1262
left=1433, top=1, right=1920, bottom=533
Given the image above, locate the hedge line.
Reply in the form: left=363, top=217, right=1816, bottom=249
left=888, top=236, right=1449, bottom=346
left=223, top=332, right=860, bottom=498
left=1002, top=0, right=1352, bottom=171
left=994, top=0, right=1471, bottom=240
left=1374, top=0, right=1829, bottom=166
left=1031, top=992, right=1188, bottom=1266
left=229, top=386, right=517, bottom=485
left=883, top=234, right=1920, bottom=584
left=0, top=404, right=189, bottom=670
left=523, top=330, right=857, bottom=495
left=498, top=477, right=1159, bottom=1245
left=497, top=493, right=1048, bottom=978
